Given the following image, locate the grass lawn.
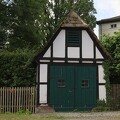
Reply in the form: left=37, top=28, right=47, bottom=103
left=0, top=114, right=64, bottom=120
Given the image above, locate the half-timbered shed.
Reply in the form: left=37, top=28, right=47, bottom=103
left=35, top=11, right=111, bottom=111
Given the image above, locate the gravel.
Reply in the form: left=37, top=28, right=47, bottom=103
left=34, top=111, right=120, bottom=120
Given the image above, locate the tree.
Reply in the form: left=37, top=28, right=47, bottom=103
left=102, top=32, right=120, bottom=84
left=0, top=0, right=97, bottom=50
left=0, top=29, right=6, bottom=49
left=45, top=0, right=96, bottom=39
left=5, top=0, right=46, bottom=50
left=0, top=0, right=8, bottom=49
left=48, top=0, right=96, bottom=27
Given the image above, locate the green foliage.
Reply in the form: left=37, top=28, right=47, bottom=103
left=0, top=114, right=66, bottom=120
left=92, top=99, right=110, bottom=112
left=0, top=1, right=8, bottom=49
left=0, top=49, right=36, bottom=87
left=102, top=32, right=120, bottom=84
left=110, top=96, right=120, bottom=110
left=0, top=29, right=6, bottom=49
left=6, top=0, right=45, bottom=50
left=73, top=0, right=97, bottom=29
left=16, top=109, right=31, bottom=115
left=0, top=0, right=97, bottom=50
left=97, top=99, right=106, bottom=107
left=102, top=31, right=120, bottom=110
left=103, top=61, right=112, bottom=107
left=48, top=0, right=96, bottom=28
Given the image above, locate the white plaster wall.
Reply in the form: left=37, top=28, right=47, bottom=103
left=43, top=47, right=51, bottom=57
left=40, top=64, right=47, bottom=83
left=82, top=61, right=93, bottom=63
left=82, top=30, right=94, bottom=58
left=96, top=47, right=103, bottom=59
left=68, top=47, right=79, bottom=58
left=53, top=30, right=65, bottom=58
left=96, top=61, right=103, bottom=64
left=53, top=60, right=65, bottom=63
left=98, top=65, right=105, bottom=83
left=40, top=85, right=47, bottom=103
left=40, top=60, right=50, bottom=62
left=99, top=85, right=106, bottom=100
left=68, top=61, right=79, bottom=63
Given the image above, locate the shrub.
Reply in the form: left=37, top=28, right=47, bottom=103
left=92, top=99, right=110, bottom=112
left=97, top=99, right=106, bottom=107
left=110, top=96, right=120, bottom=110
left=0, top=49, right=36, bottom=87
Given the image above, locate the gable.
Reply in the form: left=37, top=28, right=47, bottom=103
left=53, top=30, right=65, bottom=58
left=34, top=11, right=111, bottom=63
left=96, top=47, right=103, bottom=59
left=82, top=30, right=94, bottom=58
left=40, top=28, right=106, bottom=61
left=43, top=47, right=51, bottom=57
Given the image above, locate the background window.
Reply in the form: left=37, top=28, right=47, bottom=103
left=111, top=24, right=117, bottom=29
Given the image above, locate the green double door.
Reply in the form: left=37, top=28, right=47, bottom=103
left=49, top=65, right=97, bottom=111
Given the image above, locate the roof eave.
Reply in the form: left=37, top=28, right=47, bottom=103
left=97, top=18, right=120, bottom=25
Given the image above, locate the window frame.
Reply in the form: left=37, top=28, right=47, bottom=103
left=110, top=24, right=117, bottom=29
left=81, top=80, right=89, bottom=88
left=66, top=29, right=81, bottom=47
left=58, top=80, right=65, bottom=88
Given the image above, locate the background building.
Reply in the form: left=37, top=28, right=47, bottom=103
left=97, top=16, right=120, bottom=38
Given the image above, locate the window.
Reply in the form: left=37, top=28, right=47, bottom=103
left=66, top=30, right=81, bottom=46
left=111, top=24, right=117, bottom=29
left=58, top=80, right=65, bottom=87
left=81, top=80, right=89, bottom=88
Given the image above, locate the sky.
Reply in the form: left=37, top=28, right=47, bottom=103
left=93, top=0, right=120, bottom=36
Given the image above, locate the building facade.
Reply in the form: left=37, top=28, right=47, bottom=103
left=97, top=16, right=120, bottom=38
left=35, top=11, right=111, bottom=111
